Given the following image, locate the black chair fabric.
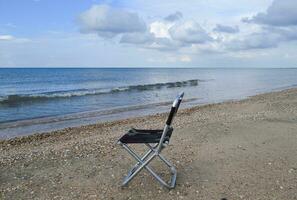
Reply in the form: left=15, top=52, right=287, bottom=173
left=119, top=127, right=173, bottom=144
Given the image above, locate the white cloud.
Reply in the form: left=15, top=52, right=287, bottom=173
left=0, top=35, right=14, bottom=41
left=225, top=26, right=297, bottom=51
left=150, top=21, right=172, bottom=38
left=145, top=20, right=214, bottom=51
left=216, top=0, right=297, bottom=51
left=78, top=5, right=147, bottom=38
left=226, top=31, right=280, bottom=50
left=146, top=37, right=182, bottom=51
left=169, top=21, right=213, bottom=44
left=243, top=0, right=297, bottom=26
left=78, top=4, right=297, bottom=55
left=78, top=6, right=214, bottom=52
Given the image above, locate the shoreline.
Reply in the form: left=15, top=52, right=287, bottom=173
left=1, top=87, right=297, bottom=199
left=0, top=97, right=199, bottom=139
left=1, top=87, right=296, bottom=145
left=0, top=87, right=297, bottom=145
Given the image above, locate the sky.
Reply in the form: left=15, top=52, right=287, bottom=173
left=0, top=0, right=297, bottom=68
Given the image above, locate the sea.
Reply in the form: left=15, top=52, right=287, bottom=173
left=1, top=68, right=297, bottom=139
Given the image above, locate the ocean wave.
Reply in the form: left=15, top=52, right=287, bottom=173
left=0, top=97, right=199, bottom=129
left=0, top=79, right=199, bottom=105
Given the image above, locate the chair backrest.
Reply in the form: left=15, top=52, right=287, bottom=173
left=166, top=92, right=184, bottom=126
left=157, top=92, right=184, bottom=151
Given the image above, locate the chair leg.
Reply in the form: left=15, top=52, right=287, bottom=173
left=146, top=144, right=177, bottom=188
left=158, top=153, right=177, bottom=188
left=121, top=143, right=156, bottom=186
left=119, top=142, right=177, bottom=189
left=126, top=147, right=154, bottom=177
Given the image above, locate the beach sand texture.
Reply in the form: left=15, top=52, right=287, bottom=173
left=1, top=88, right=297, bottom=200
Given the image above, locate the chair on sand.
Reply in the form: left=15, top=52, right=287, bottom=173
left=117, top=92, right=184, bottom=189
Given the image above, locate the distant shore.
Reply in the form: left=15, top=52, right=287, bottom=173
left=1, top=88, right=297, bottom=199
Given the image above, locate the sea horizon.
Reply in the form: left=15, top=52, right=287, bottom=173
left=1, top=67, right=296, bottom=69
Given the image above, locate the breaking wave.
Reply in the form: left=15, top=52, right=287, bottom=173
left=0, top=79, right=199, bottom=105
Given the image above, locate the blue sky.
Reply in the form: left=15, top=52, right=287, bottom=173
left=0, top=0, right=109, bottom=36
left=0, top=0, right=297, bottom=67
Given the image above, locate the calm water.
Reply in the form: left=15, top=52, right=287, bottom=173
left=1, top=68, right=297, bottom=139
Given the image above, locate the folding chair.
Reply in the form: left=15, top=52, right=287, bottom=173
left=117, top=92, right=184, bottom=189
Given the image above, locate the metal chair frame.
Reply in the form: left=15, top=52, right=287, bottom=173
left=117, top=92, right=184, bottom=189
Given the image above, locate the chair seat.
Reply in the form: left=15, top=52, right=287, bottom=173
left=119, top=128, right=173, bottom=144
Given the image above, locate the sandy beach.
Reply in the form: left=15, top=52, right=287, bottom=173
left=0, top=88, right=297, bottom=200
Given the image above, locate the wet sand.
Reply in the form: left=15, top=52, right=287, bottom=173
left=1, top=88, right=297, bottom=200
